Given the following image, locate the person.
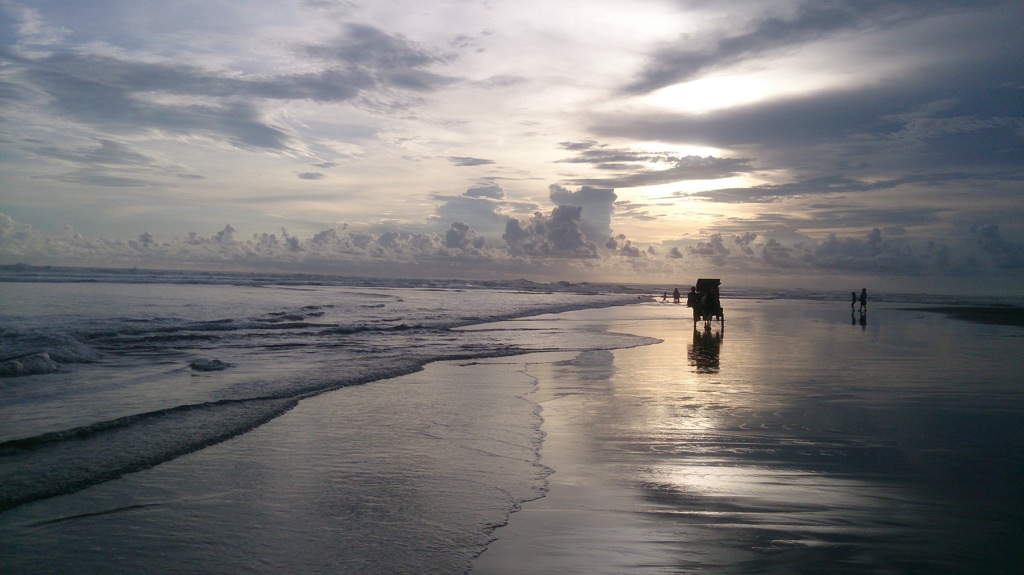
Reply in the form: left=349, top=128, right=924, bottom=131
left=662, top=292, right=668, bottom=302
left=859, top=288, right=867, bottom=311
left=672, top=287, right=681, bottom=303
left=686, top=286, right=697, bottom=308
left=851, top=291, right=857, bottom=309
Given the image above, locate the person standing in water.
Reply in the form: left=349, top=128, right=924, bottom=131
left=859, top=288, right=867, bottom=311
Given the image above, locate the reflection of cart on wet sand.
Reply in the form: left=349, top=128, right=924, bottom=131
left=689, top=278, right=724, bottom=328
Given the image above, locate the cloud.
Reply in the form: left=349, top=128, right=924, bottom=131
left=298, top=172, right=326, bottom=180
left=444, top=220, right=485, bottom=250
left=303, top=23, right=459, bottom=92
left=622, top=0, right=993, bottom=95
left=447, top=156, right=495, bottom=167
left=0, top=22, right=459, bottom=153
left=432, top=183, right=515, bottom=237
left=463, top=183, right=505, bottom=199
left=971, top=223, right=1023, bottom=269
left=1, top=210, right=1022, bottom=287
left=502, top=206, right=599, bottom=258
left=557, top=142, right=755, bottom=188
left=548, top=184, right=617, bottom=243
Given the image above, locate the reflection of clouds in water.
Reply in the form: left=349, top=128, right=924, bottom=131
left=635, top=461, right=928, bottom=556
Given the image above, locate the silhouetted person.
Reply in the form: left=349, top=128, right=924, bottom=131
left=859, top=288, right=867, bottom=311
left=686, top=286, right=697, bottom=308
left=851, top=291, right=857, bottom=309
left=673, top=288, right=681, bottom=303
left=662, top=292, right=668, bottom=301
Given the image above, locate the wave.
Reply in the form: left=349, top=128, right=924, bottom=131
left=0, top=397, right=299, bottom=512
left=0, top=331, right=101, bottom=377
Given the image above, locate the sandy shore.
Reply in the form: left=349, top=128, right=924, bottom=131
left=473, top=300, right=1024, bottom=574
left=903, top=304, right=1024, bottom=326
left=2, top=300, right=1022, bottom=574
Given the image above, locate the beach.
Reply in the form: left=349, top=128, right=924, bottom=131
left=2, top=296, right=1023, bottom=573
left=474, top=301, right=1024, bottom=574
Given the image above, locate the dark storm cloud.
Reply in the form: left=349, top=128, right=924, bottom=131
left=624, top=0, right=999, bottom=95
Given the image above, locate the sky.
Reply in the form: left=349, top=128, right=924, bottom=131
left=1, top=0, right=1022, bottom=294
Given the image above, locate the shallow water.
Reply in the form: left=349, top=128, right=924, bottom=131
left=475, top=300, right=1024, bottom=574
left=2, top=291, right=1022, bottom=574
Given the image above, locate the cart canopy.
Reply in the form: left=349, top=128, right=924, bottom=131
left=695, top=278, right=721, bottom=291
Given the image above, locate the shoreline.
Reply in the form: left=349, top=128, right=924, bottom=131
left=899, top=305, right=1024, bottom=327
left=473, top=301, right=1024, bottom=573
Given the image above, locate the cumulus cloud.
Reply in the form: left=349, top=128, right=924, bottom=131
left=444, top=220, right=485, bottom=250
left=502, top=206, right=599, bottom=258
left=971, top=223, right=1023, bottom=268
left=548, top=184, right=617, bottom=242
left=2, top=209, right=1023, bottom=287
left=432, top=183, right=513, bottom=237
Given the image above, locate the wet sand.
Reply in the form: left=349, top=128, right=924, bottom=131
left=904, top=305, right=1024, bottom=326
left=2, top=299, right=1022, bottom=574
left=473, top=300, right=1024, bottom=574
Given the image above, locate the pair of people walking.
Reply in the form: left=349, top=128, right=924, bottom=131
left=851, top=288, right=867, bottom=311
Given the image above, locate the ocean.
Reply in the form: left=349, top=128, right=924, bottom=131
left=1, top=267, right=1022, bottom=573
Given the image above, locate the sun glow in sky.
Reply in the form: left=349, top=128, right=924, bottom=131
left=1, top=0, right=1022, bottom=293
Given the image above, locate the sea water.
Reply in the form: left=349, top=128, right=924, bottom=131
left=0, top=267, right=648, bottom=511
left=2, top=267, right=1021, bottom=574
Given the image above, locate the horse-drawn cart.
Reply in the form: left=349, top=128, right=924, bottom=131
left=689, top=278, right=724, bottom=328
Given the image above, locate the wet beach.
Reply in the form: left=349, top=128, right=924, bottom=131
left=473, top=299, right=1024, bottom=574
left=2, top=297, right=1022, bottom=573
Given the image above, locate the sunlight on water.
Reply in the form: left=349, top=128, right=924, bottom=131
left=475, top=299, right=1024, bottom=574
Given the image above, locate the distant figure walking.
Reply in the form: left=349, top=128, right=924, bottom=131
left=851, top=291, right=857, bottom=309
left=673, top=288, right=681, bottom=303
left=859, top=288, right=867, bottom=311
